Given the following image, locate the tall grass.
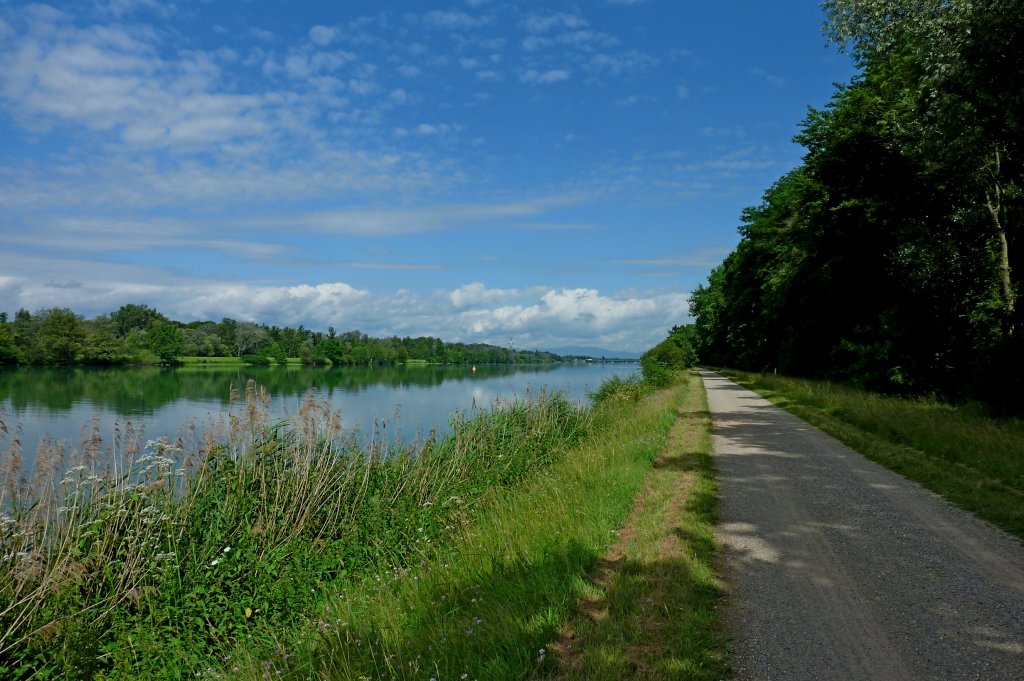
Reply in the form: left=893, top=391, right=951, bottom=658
left=0, top=383, right=590, bottom=679
left=718, top=369, right=1024, bottom=539
left=254, top=379, right=687, bottom=680
left=548, top=372, right=725, bottom=680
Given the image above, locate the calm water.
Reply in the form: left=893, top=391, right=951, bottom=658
left=0, top=363, right=638, bottom=464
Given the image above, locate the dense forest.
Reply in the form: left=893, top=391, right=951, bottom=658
left=690, top=0, right=1022, bottom=412
left=0, top=304, right=562, bottom=366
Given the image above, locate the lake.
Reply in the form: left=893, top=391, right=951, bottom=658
left=0, top=362, right=639, bottom=467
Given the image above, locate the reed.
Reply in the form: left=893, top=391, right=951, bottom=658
left=0, top=382, right=590, bottom=679
left=247, top=379, right=688, bottom=680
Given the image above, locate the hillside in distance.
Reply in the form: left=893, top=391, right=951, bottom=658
left=547, top=346, right=642, bottom=360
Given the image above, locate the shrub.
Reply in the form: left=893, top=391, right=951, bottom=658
left=641, top=338, right=691, bottom=387
left=590, top=373, right=646, bottom=404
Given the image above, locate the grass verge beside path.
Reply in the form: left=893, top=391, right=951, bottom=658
left=545, top=371, right=726, bottom=680
left=715, top=369, right=1024, bottom=541
left=261, top=377, right=714, bottom=680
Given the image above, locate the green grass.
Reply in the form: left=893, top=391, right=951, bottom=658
left=548, top=372, right=726, bottom=680
left=0, top=383, right=591, bottom=679
left=178, top=356, right=304, bottom=366
left=251, top=379, right=690, bottom=680
left=179, top=355, right=249, bottom=364
left=716, top=369, right=1024, bottom=540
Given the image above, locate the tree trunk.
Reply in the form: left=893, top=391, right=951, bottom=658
left=985, top=148, right=1015, bottom=322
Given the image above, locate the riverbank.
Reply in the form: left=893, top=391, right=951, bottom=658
left=0, top=385, right=591, bottom=678
left=236, top=372, right=724, bottom=680
left=2, top=369, right=719, bottom=679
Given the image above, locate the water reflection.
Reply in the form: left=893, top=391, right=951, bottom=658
left=0, top=363, right=567, bottom=415
left=0, top=363, right=638, bottom=462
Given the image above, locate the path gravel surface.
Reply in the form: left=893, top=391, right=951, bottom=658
left=703, top=370, right=1024, bottom=680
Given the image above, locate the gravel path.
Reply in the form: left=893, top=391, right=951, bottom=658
left=703, top=370, right=1024, bottom=680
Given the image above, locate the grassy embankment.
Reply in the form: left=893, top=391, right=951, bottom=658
left=544, top=371, right=725, bottom=680
left=179, top=356, right=305, bottom=366
left=0, top=384, right=589, bottom=678
left=716, top=369, right=1024, bottom=540
left=0, top=371, right=726, bottom=679
left=255, top=371, right=725, bottom=680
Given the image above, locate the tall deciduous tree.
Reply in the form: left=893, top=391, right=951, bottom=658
left=824, top=0, right=1022, bottom=324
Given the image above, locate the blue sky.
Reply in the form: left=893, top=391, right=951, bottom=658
left=0, top=0, right=855, bottom=352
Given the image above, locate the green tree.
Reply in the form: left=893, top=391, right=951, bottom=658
left=146, top=321, right=184, bottom=364
left=235, top=322, right=268, bottom=356
left=80, top=328, right=126, bottom=365
left=35, top=308, right=86, bottom=364
left=824, top=0, right=1023, bottom=325
left=111, top=303, right=166, bottom=337
left=0, top=318, right=20, bottom=364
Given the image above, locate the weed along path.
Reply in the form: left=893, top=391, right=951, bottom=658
left=702, top=370, right=1024, bottom=681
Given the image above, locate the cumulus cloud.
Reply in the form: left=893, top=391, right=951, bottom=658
left=0, top=274, right=687, bottom=352
left=453, top=286, right=689, bottom=348
left=308, top=25, right=337, bottom=46
left=449, top=282, right=525, bottom=308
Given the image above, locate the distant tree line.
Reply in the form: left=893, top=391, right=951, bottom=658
left=0, top=304, right=563, bottom=367
left=689, top=0, right=1022, bottom=412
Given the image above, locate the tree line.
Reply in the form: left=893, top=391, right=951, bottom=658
left=689, top=0, right=1022, bottom=412
left=0, top=304, right=562, bottom=366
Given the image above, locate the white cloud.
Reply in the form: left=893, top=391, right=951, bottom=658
left=751, top=68, right=785, bottom=87
left=293, top=194, right=584, bottom=236
left=249, top=27, right=276, bottom=42
left=676, top=83, right=690, bottom=99
left=99, top=0, right=177, bottom=19
left=522, top=35, right=552, bottom=52
left=394, top=122, right=458, bottom=138
left=347, top=78, right=376, bottom=95
left=454, top=286, right=690, bottom=347
left=0, top=14, right=275, bottom=150
left=450, top=282, right=525, bottom=308
left=309, top=25, right=337, bottom=46
left=613, top=94, right=656, bottom=108
left=418, top=10, right=490, bottom=31
left=524, top=13, right=587, bottom=34
left=520, top=68, right=571, bottom=85
left=616, top=248, right=731, bottom=268
left=0, top=272, right=686, bottom=351
left=587, top=50, right=658, bottom=76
